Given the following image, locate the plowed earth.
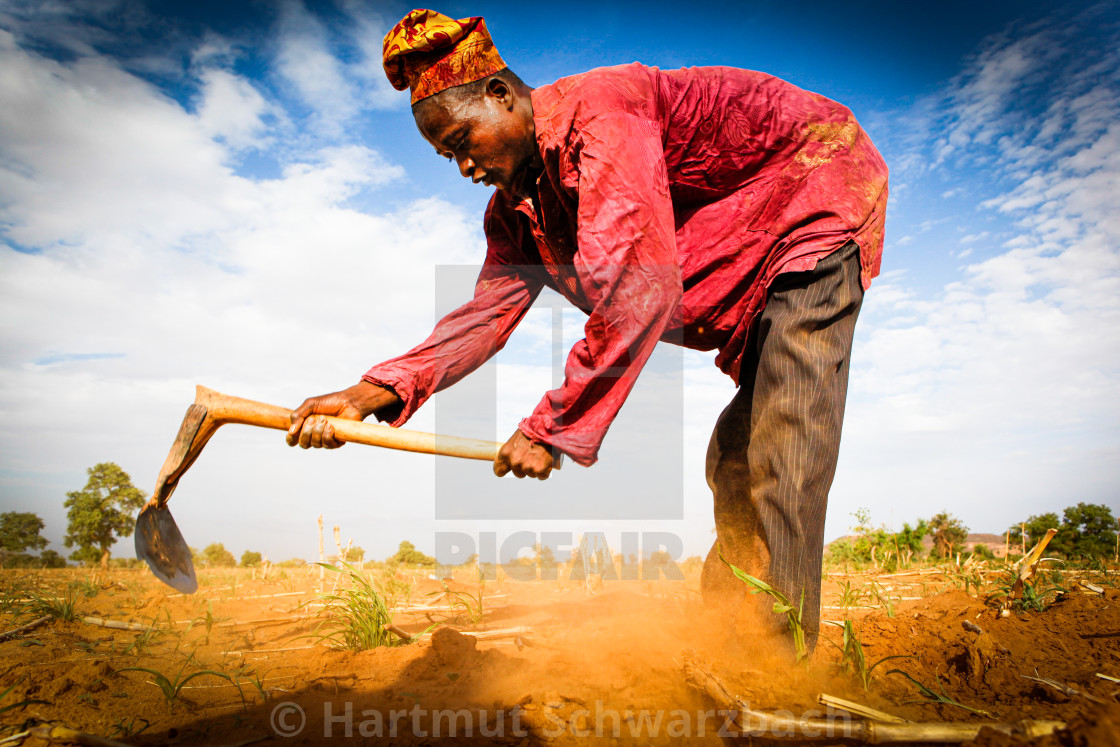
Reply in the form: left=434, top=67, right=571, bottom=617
left=0, top=566, right=1117, bottom=746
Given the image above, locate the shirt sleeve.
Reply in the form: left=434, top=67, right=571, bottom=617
left=518, top=111, right=683, bottom=466
left=363, top=199, right=544, bottom=427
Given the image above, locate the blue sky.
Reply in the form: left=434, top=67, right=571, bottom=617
left=1, top=0, right=1117, bottom=567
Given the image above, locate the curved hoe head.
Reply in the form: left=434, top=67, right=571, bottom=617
left=135, top=400, right=214, bottom=594
left=135, top=503, right=197, bottom=593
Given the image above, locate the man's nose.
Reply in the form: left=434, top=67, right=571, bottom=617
left=457, top=155, right=475, bottom=179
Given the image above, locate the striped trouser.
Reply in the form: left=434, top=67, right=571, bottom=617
left=700, top=240, right=864, bottom=655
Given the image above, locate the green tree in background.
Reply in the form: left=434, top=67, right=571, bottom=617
left=0, top=511, right=49, bottom=565
left=928, top=511, right=969, bottom=559
left=1060, top=503, right=1115, bottom=558
left=201, top=543, right=236, bottom=567
left=39, top=549, right=68, bottom=568
left=389, top=540, right=436, bottom=566
left=342, top=546, right=365, bottom=563
left=1009, top=512, right=1061, bottom=554
left=240, top=550, right=262, bottom=567
left=64, top=462, right=146, bottom=570
left=895, top=519, right=929, bottom=558
left=1009, top=505, right=1115, bottom=559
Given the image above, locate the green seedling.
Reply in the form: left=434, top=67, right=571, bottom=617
left=21, top=589, right=78, bottom=622
left=114, top=655, right=232, bottom=708
left=834, top=580, right=865, bottom=609
left=0, top=586, right=26, bottom=615
left=990, top=563, right=1066, bottom=612
left=719, top=552, right=807, bottom=664
left=306, top=561, right=417, bottom=650
left=68, top=578, right=100, bottom=599
left=377, top=571, right=414, bottom=610
left=830, top=620, right=914, bottom=690
left=246, top=669, right=275, bottom=706
left=110, top=717, right=151, bottom=739
left=867, top=582, right=896, bottom=618
left=427, top=571, right=486, bottom=625
left=888, top=669, right=995, bottom=717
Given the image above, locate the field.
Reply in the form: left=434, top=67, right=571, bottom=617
left=0, top=561, right=1118, bottom=746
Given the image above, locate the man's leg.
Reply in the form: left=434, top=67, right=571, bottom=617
left=701, top=241, right=864, bottom=654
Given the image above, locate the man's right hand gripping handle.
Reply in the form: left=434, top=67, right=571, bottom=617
left=286, top=380, right=402, bottom=449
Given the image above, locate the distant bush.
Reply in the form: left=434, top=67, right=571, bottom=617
left=200, top=543, right=236, bottom=568
left=388, top=541, right=436, bottom=566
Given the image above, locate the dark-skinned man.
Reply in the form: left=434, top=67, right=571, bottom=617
left=287, top=9, right=888, bottom=655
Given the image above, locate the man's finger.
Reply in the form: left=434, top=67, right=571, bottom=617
left=493, top=454, right=510, bottom=477
left=287, top=412, right=304, bottom=446
left=323, top=422, right=344, bottom=449
left=298, top=416, right=318, bottom=449
left=311, top=418, right=327, bottom=447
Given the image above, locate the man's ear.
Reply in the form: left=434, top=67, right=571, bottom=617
left=486, top=77, right=514, bottom=110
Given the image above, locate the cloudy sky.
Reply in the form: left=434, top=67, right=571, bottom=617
left=1, top=0, right=1117, bottom=568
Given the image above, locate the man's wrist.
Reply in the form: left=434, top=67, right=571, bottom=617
left=349, top=380, right=401, bottom=419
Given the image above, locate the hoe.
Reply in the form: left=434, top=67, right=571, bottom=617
left=135, top=385, right=518, bottom=593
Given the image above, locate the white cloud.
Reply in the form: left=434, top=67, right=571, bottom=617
left=273, top=0, right=403, bottom=135
left=0, top=19, right=483, bottom=560
left=194, top=68, right=276, bottom=150
left=833, top=21, right=1120, bottom=538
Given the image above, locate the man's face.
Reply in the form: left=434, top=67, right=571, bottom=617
left=415, top=81, right=538, bottom=197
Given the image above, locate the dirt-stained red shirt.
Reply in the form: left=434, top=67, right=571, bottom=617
left=364, top=63, right=889, bottom=466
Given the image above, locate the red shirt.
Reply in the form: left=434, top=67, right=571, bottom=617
left=364, top=63, right=889, bottom=466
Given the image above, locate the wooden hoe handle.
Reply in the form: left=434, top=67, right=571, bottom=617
left=195, top=385, right=503, bottom=461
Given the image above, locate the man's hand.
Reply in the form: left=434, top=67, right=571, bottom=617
left=286, top=381, right=400, bottom=449
left=494, top=430, right=555, bottom=480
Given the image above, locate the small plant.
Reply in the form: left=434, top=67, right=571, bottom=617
left=22, top=589, right=79, bottom=622
left=119, top=614, right=166, bottom=657
left=889, top=669, right=995, bottom=717
left=244, top=668, right=275, bottom=706
left=990, top=563, right=1066, bottom=612
left=867, top=582, right=896, bottom=618
left=720, top=552, right=807, bottom=663
left=377, top=570, right=414, bottom=609
left=0, top=587, right=25, bottom=615
left=114, top=654, right=232, bottom=708
left=831, top=620, right=913, bottom=690
left=834, top=580, right=865, bottom=609
left=306, top=561, right=411, bottom=650
left=1080, top=557, right=1117, bottom=588
left=68, top=577, right=100, bottom=599
left=110, top=716, right=151, bottom=738
left=428, top=570, right=486, bottom=626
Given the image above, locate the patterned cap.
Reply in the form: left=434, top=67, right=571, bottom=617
left=383, top=9, right=508, bottom=104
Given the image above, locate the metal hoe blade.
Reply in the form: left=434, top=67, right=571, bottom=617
left=135, top=402, right=211, bottom=593
left=135, top=503, right=198, bottom=593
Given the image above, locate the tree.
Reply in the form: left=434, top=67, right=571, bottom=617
left=0, top=512, right=49, bottom=559
left=389, top=540, right=436, bottom=566
left=928, top=511, right=969, bottom=559
left=342, top=546, right=365, bottom=563
left=1060, top=503, right=1115, bottom=559
left=895, top=520, right=929, bottom=557
left=39, top=549, right=68, bottom=568
left=64, top=463, right=146, bottom=570
left=201, top=543, right=236, bottom=567
left=240, top=550, right=262, bottom=567
left=1009, top=512, right=1061, bottom=554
